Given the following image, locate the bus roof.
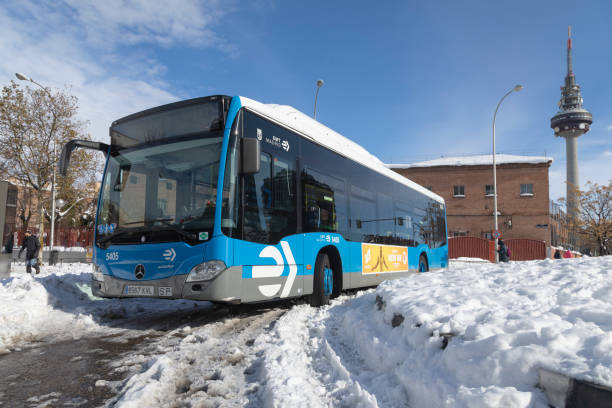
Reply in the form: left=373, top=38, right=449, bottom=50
left=239, top=96, right=445, bottom=204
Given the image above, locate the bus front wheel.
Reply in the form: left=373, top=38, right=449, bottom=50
left=419, top=254, right=429, bottom=272
left=310, top=253, right=332, bottom=307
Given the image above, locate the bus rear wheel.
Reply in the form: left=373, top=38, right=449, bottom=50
left=418, top=254, right=429, bottom=272
left=310, top=253, right=332, bottom=307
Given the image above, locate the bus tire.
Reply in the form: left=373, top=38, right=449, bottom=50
left=418, top=254, right=429, bottom=272
left=310, top=253, right=332, bottom=307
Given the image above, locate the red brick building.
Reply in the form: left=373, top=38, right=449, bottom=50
left=388, top=155, right=553, bottom=246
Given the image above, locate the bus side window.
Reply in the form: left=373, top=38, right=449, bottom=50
left=303, top=169, right=346, bottom=235
left=395, top=201, right=417, bottom=247
left=350, top=185, right=376, bottom=242
left=377, top=191, right=394, bottom=243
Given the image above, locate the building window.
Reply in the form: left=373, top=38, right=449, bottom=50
left=453, top=185, right=465, bottom=197
left=485, top=184, right=495, bottom=196
left=451, top=231, right=467, bottom=237
left=6, top=189, right=17, bottom=207
left=520, top=184, right=533, bottom=196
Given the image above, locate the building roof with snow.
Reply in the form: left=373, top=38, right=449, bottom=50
left=386, top=154, right=553, bottom=169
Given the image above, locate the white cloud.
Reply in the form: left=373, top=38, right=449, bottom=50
left=0, top=0, right=235, bottom=142
left=62, top=0, right=232, bottom=49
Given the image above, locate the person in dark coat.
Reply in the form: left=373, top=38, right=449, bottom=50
left=554, top=249, right=561, bottom=259
left=18, top=231, right=40, bottom=274
left=497, top=240, right=510, bottom=263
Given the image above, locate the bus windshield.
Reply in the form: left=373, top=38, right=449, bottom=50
left=96, top=135, right=223, bottom=247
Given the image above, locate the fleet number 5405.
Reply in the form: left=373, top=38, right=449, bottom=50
left=106, top=252, right=119, bottom=261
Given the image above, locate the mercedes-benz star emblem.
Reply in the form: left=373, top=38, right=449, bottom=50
left=134, top=264, right=145, bottom=279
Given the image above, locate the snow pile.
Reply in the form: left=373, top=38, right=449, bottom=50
left=0, top=265, right=202, bottom=354
left=256, top=256, right=612, bottom=407
left=0, top=265, right=101, bottom=353
left=109, top=310, right=284, bottom=407
left=373, top=257, right=612, bottom=406
left=253, top=299, right=380, bottom=407
left=42, top=246, right=87, bottom=252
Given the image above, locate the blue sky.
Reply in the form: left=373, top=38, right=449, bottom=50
left=1, top=0, right=610, bottom=201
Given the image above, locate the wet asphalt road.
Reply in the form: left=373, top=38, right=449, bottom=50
left=0, top=334, right=148, bottom=407
left=0, top=303, right=289, bottom=407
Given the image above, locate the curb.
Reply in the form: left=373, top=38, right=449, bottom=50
left=538, top=368, right=612, bottom=408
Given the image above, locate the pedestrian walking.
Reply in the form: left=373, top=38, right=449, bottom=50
left=563, top=249, right=572, bottom=259
left=498, top=240, right=510, bottom=263
left=18, top=231, right=40, bottom=274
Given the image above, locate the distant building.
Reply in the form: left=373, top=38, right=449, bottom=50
left=388, top=154, right=554, bottom=246
left=0, top=181, right=17, bottom=249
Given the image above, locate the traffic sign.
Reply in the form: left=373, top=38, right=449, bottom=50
left=492, top=229, right=501, bottom=239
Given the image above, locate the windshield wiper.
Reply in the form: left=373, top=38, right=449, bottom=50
left=97, top=227, right=144, bottom=246
left=122, top=220, right=148, bottom=225
left=150, top=218, right=198, bottom=242
left=97, top=219, right=198, bottom=247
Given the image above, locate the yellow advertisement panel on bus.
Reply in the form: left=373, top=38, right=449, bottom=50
left=362, top=243, right=408, bottom=274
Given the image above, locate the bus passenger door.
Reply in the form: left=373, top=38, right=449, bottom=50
left=236, top=149, right=303, bottom=302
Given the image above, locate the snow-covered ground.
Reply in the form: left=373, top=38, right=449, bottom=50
left=1, top=256, right=611, bottom=407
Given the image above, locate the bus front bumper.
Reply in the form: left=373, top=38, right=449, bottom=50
left=92, top=266, right=243, bottom=303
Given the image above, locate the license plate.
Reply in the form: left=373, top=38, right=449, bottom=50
left=159, top=287, right=173, bottom=297
left=125, top=285, right=155, bottom=296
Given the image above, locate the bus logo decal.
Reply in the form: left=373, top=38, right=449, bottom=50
left=251, top=241, right=297, bottom=298
left=163, top=248, right=176, bottom=262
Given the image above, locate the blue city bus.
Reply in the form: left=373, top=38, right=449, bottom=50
left=60, top=95, right=447, bottom=306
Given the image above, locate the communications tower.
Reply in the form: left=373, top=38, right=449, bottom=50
left=550, top=26, right=592, bottom=219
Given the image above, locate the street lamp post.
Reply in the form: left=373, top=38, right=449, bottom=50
left=15, top=73, right=58, bottom=255
left=492, top=84, right=523, bottom=262
left=313, top=79, right=324, bottom=120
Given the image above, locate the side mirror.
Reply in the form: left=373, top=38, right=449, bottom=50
left=241, top=138, right=260, bottom=174
left=59, top=139, right=110, bottom=176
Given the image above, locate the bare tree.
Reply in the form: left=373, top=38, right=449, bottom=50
left=564, top=181, right=612, bottom=255
left=0, top=81, right=99, bottom=260
left=17, top=186, right=35, bottom=233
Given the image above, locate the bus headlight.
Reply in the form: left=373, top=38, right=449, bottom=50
left=186, top=260, right=226, bottom=282
left=92, top=264, right=104, bottom=281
